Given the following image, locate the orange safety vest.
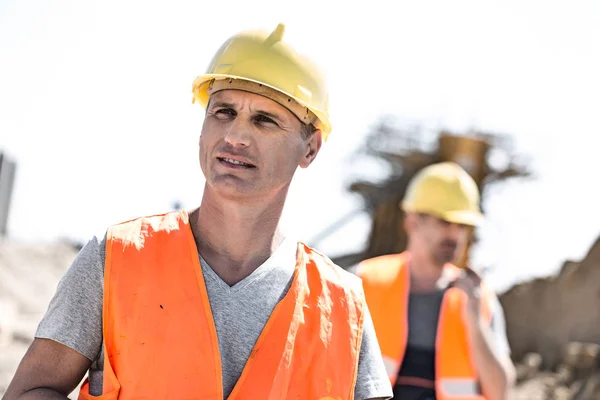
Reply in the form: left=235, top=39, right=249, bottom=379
left=78, top=211, right=366, bottom=400
left=356, top=252, right=493, bottom=400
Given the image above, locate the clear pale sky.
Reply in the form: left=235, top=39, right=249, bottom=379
left=1, top=0, right=599, bottom=292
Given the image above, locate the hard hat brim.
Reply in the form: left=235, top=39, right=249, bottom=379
left=439, top=210, right=484, bottom=227
left=192, top=74, right=332, bottom=138
left=402, top=202, right=484, bottom=227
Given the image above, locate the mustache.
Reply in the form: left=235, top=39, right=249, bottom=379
left=440, top=240, right=458, bottom=249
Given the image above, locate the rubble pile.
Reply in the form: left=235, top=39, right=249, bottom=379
left=512, top=343, right=600, bottom=399
left=503, top=237, right=600, bottom=399
left=0, top=239, right=78, bottom=397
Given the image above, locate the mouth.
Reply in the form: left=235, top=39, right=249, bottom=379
left=440, top=242, right=458, bottom=253
left=217, top=157, right=256, bottom=169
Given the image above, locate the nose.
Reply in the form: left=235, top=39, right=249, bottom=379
left=224, top=117, right=252, bottom=148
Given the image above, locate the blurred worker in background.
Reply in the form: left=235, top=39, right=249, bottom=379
left=5, top=23, right=393, bottom=400
left=356, top=161, right=516, bottom=400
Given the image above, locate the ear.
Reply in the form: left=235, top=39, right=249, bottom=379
left=298, top=129, right=323, bottom=169
left=403, top=212, right=418, bottom=234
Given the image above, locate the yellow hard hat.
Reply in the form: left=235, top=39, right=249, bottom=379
left=192, top=23, right=332, bottom=140
left=401, top=162, right=484, bottom=226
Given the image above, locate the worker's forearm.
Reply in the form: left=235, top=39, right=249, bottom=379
left=469, top=321, right=513, bottom=400
left=12, top=388, right=70, bottom=400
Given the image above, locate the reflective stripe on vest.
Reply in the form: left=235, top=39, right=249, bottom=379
left=357, top=252, right=493, bottom=400
left=77, top=210, right=366, bottom=400
left=439, top=378, right=482, bottom=397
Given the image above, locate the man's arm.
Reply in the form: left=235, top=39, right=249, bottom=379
left=3, top=338, right=91, bottom=399
left=469, top=317, right=516, bottom=400
left=455, top=272, right=516, bottom=400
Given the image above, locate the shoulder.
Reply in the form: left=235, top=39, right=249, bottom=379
left=35, top=233, right=107, bottom=361
left=479, top=280, right=512, bottom=355
left=109, top=210, right=186, bottom=231
left=355, top=252, right=407, bottom=287
left=477, top=278, right=508, bottom=325
left=70, top=232, right=107, bottom=274
left=479, top=279, right=502, bottom=309
left=357, top=252, right=405, bottom=270
left=107, top=210, right=189, bottom=244
left=486, top=288, right=506, bottom=320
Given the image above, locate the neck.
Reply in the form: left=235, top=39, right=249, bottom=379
left=407, top=246, right=446, bottom=293
left=190, top=185, right=288, bottom=286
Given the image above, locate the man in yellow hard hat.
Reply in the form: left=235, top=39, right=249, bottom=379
left=6, top=24, right=393, bottom=400
left=356, top=162, right=516, bottom=400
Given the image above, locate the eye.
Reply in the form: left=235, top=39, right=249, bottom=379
left=215, top=108, right=236, bottom=118
left=439, top=219, right=451, bottom=227
left=255, top=114, right=278, bottom=125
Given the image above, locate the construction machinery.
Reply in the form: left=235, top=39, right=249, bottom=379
left=310, top=117, right=531, bottom=270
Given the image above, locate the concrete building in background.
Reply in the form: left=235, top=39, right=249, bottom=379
left=0, top=151, right=17, bottom=236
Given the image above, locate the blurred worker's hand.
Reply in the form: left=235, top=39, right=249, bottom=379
left=451, top=267, right=483, bottom=326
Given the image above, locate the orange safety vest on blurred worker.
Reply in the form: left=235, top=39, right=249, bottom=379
left=357, top=252, right=493, bottom=400
left=78, top=211, right=366, bottom=400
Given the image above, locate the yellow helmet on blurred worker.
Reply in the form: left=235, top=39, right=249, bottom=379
left=401, top=162, right=484, bottom=226
left=192, top=23, right=332, bottom=140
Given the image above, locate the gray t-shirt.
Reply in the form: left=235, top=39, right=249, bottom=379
left=36, top=233, right=392, bottom=400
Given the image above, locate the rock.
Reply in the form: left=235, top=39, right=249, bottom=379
left=556, top=364, right=575, bottom=386
left=552, top=385, right=572, bottom=400
left=579, top=343, right=600, bottom=373
left=572, top=372, right=600, bottom=399
left=520, top=352, right=543, bottom=379
left=513, top=372, right=556, bottom=399
left=564, top=342, right=585, bottom=369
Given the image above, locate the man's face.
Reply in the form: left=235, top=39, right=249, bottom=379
left=409, top=214, right=471, bottom=265
left=199, top=89, right=321, bottom=201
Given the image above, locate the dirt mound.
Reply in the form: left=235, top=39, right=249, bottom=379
left=503, top=236, right=600, bottom=398
left=501, top=236, right=600, bottom=368
left=0, top=239, right=78, bottom=397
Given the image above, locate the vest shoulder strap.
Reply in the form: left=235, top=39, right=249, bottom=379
left=108, top=211, right=187, bottom=247
left=298, top=242, right=366, bottom=298
left=356, top=252, right=407, bottom=288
